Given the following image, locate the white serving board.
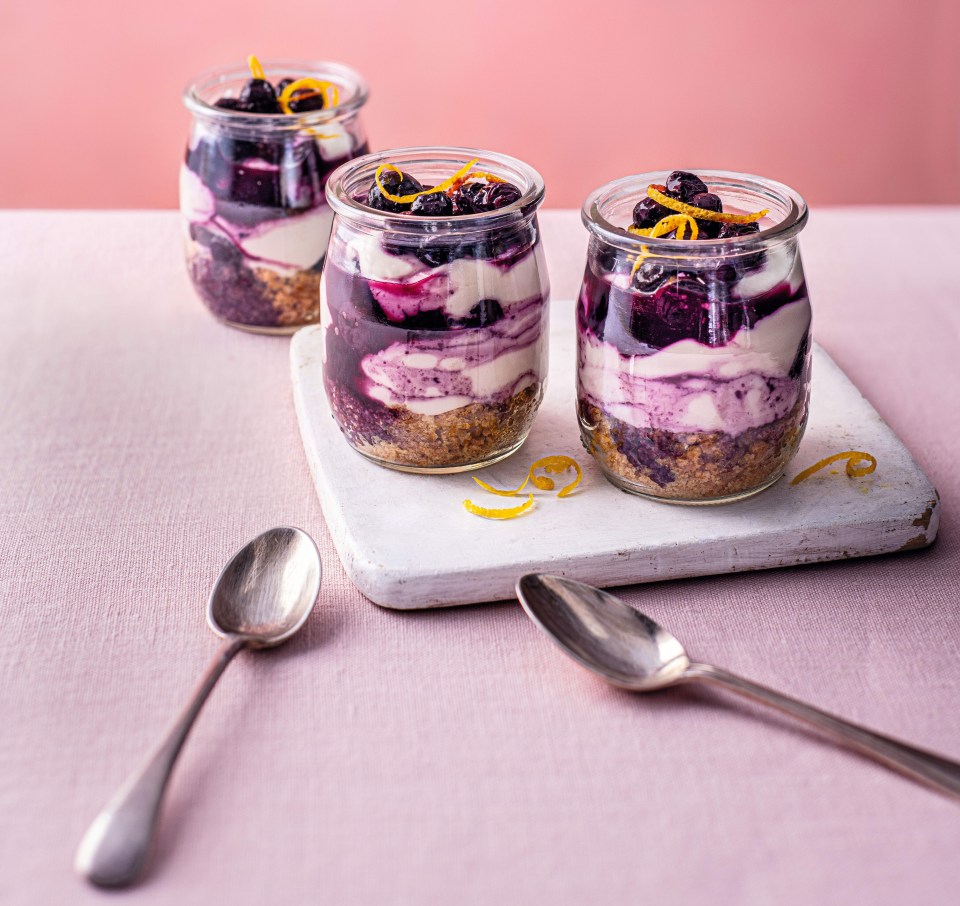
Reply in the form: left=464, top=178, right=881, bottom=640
left=291, top=303, right=940, bottom=609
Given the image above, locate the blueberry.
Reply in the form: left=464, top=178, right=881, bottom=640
left=277, top=78, right=294, bottom=93
left=415, top=242, right=455, bottom=267
left=288, top=88, right=325, bottom=113
left=632, top=259, right=669, bottom=292
left=410, top=191, right=453, bottom=216
left=717, top=222, right=761, bottom=238
left=595, top=247, right=618, bottom=274
left=451, top=182, right=484, bottom=214
left=214, top=97, right=242, bottom=110
left=473, top=182, right=522, bottom=211
left=689, top=192, right=722, bottom=213
left=632, top=197, right=671, bottom=228
left=665, top=170, right=708, bottom=202
left=399, top=309, right=448, bottom=331
left=366, top=169, right=424, bottom=213
left=717, top=222, right=764, bottom=270
left=238, top=78, right=281, bottom=114
left=454, top=299, right=504, bottom=328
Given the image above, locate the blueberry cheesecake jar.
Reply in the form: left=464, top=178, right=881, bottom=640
left=181, top=57, right=369, bottom=332
left=578, top=170, right=812, bottom=503
left=321, top=147, right=550, bottom=472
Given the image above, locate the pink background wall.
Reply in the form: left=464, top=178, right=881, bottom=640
left=4, top=0, right=959, bottom=209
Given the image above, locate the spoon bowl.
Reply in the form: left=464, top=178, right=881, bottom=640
left=517, top=574, right=689, bottom=690
left=208, top=526, right=321, bottom=646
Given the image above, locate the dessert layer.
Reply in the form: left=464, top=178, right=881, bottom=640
left=361, top=296, right=546, bottom=415
left=578, top=297, right=810, bottom=435
left=345, top=234, right=545, bottom=321
left=322, top=229, right=549, bottom=417
left=181, top=166, right=332, bottom=272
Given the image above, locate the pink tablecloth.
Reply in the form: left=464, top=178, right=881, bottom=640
left=1, top=209, right=958, bottom=905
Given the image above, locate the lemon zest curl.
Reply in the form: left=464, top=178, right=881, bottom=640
left=247, top=55, right=266, bottom=81
left=790, top=451, right=878, bottom=485
left=648, top=184, right=768, bottom=224
left=463, top=455, right=583, bottom=519
left=462, top=494, right=535, bottom=520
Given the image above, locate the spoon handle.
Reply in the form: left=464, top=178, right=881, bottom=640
left=684, top=662, right=960, bottom=798
left=75, top=636, right=246, bottom=887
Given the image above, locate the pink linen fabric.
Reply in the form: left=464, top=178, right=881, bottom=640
left=1, top=210, right=959, bottom=905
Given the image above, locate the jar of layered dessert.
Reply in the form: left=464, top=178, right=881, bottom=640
left=321, top=147, right=550, bottom=472
left=181, top=57, right=369, bottom=333
left=578, top=169, right=812, bottom=504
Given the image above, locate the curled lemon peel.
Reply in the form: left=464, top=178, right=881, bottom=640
left=462, top=494, right=535, bottom=520
left=648, top=185, right=768, bottom=224
left=628, top=215, right=699, bottom=275
left=247, top=55, right=266, bottom=81
left=472, top=475, right=530, bottom=497
left=374, top=158, right=486, bottom=204
left=278, top=77, right=340, bottom=114
left=465, top=455, right=583, bottom=519
left=528, top=455, right=583, bottom=498
left=648, top=213, right=699, bottom=240
left=790, top=451, right=878, bottom=486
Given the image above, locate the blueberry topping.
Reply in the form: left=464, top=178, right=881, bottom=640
left=366, top=169, right=425, bottom=213
left=665, top=170, right=708, bottom=202
left=451, top=182, right=484, bottom=214
left=410, top=191, right=454, bottom=217
left=717, top=222, right=761, bottom=239
left=689, top=192, right=722, bottom=213
left=277, top=78, right=294, bottom=93
left=472, top=182, right=522, bottom=211
left=237, top=78, right=281, bottom=114
left=288, top=88, right=326, bottom=113
left=632, top=197, right=672, bottom=228
left=214, top=97, right=242, bottom=110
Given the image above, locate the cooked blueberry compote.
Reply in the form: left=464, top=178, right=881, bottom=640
left=181, top=56, right=369, bottom=332
left=577, top=170, right=812, bottom=502
left=320, top=148, right=550, bottom=472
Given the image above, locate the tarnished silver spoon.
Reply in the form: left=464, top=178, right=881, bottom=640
left=75, top=527, right=322, bottom=887
left=517, top=573, right=960, bottom=799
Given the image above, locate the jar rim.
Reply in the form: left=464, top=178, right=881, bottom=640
left=182, top=59, right=369, bottom=127
left=582, top=170, right=809, bottom=254
left=324, top=146, right=546, bottom=233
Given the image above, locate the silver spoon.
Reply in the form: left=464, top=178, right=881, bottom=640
left=75, top=527, right=322, bottom=887
left=517, top=574, right=960, bottom=799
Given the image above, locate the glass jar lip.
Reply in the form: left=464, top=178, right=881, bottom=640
left=324, top=145, right=546, bottom=233
left=182, top=59, right=369, bottom=127
left=582, top=169, right=809, bottom=253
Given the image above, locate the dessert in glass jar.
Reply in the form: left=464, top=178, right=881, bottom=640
left=321, top=147, right=550, bottom=472
left=180, top=56, right=369, bottom=332
left=577, top=169, right=811, bottom=503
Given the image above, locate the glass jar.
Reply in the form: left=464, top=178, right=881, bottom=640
left=578, top=170, right=811, bottom=504
left=181, top=60, right=369, bottom=333
left=321, top=146, right=550, bottom=473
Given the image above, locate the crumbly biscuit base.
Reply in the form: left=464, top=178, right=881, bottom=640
left=580, top=397, right=808, bottom=501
